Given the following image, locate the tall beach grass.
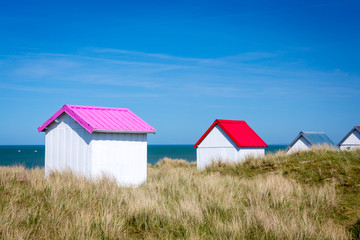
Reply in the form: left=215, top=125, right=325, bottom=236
left=0, top=147, right=359, bottom=239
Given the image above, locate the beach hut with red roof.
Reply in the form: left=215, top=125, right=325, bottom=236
left=339, top=126, right=360, bottom=150
left=194, top=119, right=267, bottom=170
left=38, top=104, right=156, bottom=186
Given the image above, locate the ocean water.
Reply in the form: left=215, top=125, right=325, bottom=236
left=0, top=145, right=287, bottom=169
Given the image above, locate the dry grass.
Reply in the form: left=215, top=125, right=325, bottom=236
left=205, top=147, right=360, bottom=228
left=0, top=149, right=359, bottom=239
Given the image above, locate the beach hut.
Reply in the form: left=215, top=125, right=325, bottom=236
left=286, top=131, right=336, bottom=154
left=38, top=104, right=156, bottom=186
left=194, top=119, right=267, bottom=170
left=338, top=126, right=360, bottom=150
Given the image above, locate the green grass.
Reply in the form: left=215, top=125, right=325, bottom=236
left=204, top=147, right=360, bottom=228
left=0, top=148, right=359, bottom=239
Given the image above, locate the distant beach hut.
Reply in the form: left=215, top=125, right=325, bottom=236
left=38, top=104, right=156, bottom=186
left=338, top=126, right=360, bottom=150
left=193, top=119, right=267, bottom=170
left=287, top=131, right=337, bottom=154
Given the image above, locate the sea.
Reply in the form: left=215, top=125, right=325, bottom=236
left=0, top=145, right=287, bottom=169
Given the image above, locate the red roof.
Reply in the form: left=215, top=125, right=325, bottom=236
left=193, top=119, right=267, bottom=148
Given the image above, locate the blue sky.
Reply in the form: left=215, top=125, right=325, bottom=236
left=0, top=0, right=359, bottom=145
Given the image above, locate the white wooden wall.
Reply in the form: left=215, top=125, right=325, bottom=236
left=196, top=125, right=265, bottom=170
left=340, top=130, right=360, bottom=150
left=91, top=133, right=147, bottom=186
left=45, top=113, right=92, bottom=177
left=44, top=113, right=148, bottom=186
left=287, top=136, right=311, bottom=154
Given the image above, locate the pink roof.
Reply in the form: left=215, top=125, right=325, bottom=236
left=194, top=119, right=267, bottom=148
left=38, top=104, right=156, bottom=134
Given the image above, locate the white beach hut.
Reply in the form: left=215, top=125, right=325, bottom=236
left=287, top=131, right=337, bottom=154
left=38, top=104, right=156, bottom=186
left=194, top=119, right=267, bottom=170
left=338, top=126, right=360, bottom=150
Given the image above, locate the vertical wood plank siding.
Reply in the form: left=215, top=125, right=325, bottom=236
left=44, top=113, right=147, bottom=186
left=197, top=125, right=265, bottom=170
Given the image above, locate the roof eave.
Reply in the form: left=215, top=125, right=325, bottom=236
left=37, top=105, right=68, bottom=133
left=287, top=132, right=305, bottom=151
left=193, top=120, right=219, bottom=148
left=37, top=105, right=95, bottom=133
left=339, top=127, right=360, bottom=146
left=93, top=129, right=156, bottom=134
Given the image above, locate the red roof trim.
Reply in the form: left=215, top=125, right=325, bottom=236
left=193, top=119, right=267, bottom=148
left=193, top=120, right=219, bottom=148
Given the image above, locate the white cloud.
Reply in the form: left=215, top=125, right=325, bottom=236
left=1, top=48, right=359, bottom=100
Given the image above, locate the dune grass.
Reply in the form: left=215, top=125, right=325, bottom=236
left=204, top=146, right=360, bottom=228
left=0, top=148, right=359, bottom=239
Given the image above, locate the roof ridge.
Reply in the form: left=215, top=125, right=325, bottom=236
left=66, top=104, right=129, bottom=111
left=301, top=131, right=326, bottom=134
left=216, top=119, right=246, bottom=124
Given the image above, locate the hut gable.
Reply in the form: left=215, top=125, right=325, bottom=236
left=287, top=132, right=336, bottom=154
left=339, top=126, right=360, bottom=150
left=44, top=113, right=92, bottom=177
left=194, top=119, right=267, bottom=170
left=197, top=125, right=236, bottom=148
left=38, top=104, right=156, bottom=186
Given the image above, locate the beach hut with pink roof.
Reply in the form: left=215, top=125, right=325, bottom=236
left=38, top=104, right=156, bottom=186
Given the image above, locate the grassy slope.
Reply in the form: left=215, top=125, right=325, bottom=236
left=0, top=147, right=359, bottom=239
left=204, top=147, right=360, bottom=228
